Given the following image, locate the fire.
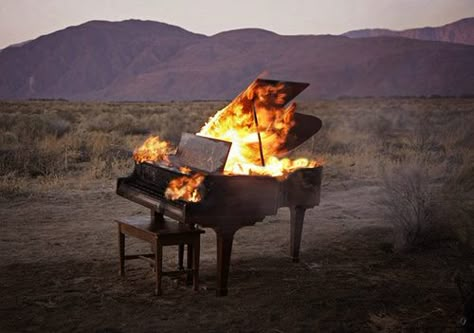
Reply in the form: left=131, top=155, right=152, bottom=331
left=198, top=80, right=318, bottom=176
left=132, top=79, right=320, bottom=201
left=133, top=136, right=173, bottom=164
left=165, top=173, right=205, bottom=202
left=179, top=166, right=192, bottom=174
left=234, top=156, right=319, bottom=177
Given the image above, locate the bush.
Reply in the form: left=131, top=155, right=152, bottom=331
left=380, top=154, right=474, bottom=253
left=441, top=161, right=474, bottom=253
left=0, top=132, right=18, bottom=146
left=379, top=160, right=445, bottom=251
left=86, top=112, right=150, bottom=135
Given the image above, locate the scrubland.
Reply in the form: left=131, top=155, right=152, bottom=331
left=0, top=98, right=473, bottom=332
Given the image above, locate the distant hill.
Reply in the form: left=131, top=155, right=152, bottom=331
left=1, top=19, right=474, bottom=100
left=344, top=17, right=474, bottom=46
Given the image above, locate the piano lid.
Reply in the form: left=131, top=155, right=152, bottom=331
left=250, top=79, right=310, bottom=107
left=229, top=78, right=309, bottom=109
left=281, top=112, right=322, bottom=155
left=229, top=78, right=322, bottom=155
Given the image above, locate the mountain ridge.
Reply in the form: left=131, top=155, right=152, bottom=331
left=1, top=18, right=473, bottom=100
left=343, top=17, right=474, bottom=46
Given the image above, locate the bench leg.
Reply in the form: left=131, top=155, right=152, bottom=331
left=192, top=238, right=200, bottom=292
left=154, top=240, right=163, bottom=296
left=178, top=244, right=184, bottom=270
left=186, top=244, right=193, bottom=285
left=118, top=226, right=125, bottom=277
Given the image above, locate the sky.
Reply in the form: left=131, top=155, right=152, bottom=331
left=1, top=0, right=474, bottom=48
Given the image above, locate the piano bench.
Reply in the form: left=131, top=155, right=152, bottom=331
left=115, top=216, right=204, bottom=296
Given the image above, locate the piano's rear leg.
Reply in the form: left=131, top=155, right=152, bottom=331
left=290, top=206, right=306, bottom=263
left=215, top=229, right=235, bottom=297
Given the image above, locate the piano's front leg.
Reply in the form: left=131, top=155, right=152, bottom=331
left=215, top=227, right=236, bottom=296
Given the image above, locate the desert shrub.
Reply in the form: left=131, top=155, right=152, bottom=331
left=158, top=112, right=187, bottom=143
left=85, top=112, right=150, bottom=135
left=0, top=131, right=18, bottom=146
left=0, top=147, right=66, bottom=177
left=84, top=112, right=113, bottom=132
left=440, top=159, right=474, bottom=253
left=0, top=133, right=74, bottom=177
left=86, top=155, right=133, bottom=179
left=0, top=113, right=71, bottom=143
left=43, top=113, right=71, bottom=137
left=112, top=113, right=149, bottom=135
left=406, top=114, right=439, bottom=154
left=55, top=109, right=78, bottom=123
left=380, top=150, right=474, bottom=252
left=0, top=172, right=29, bottom=198
left=82, top=132, right=115, bottom=157
left=0, top=113, right=17, bottom=130
left=379, top=159, right=445, bottom=251
left=369, top=112, right=393, bottom=144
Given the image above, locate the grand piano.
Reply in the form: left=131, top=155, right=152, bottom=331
left=117, top=79, right=323, bottom=296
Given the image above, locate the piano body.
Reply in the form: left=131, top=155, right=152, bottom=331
left=117, top=79, right=323, bottom=296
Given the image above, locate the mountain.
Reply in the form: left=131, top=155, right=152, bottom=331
left=0, top=20, right=205, bottom=99
left=344, top=17, right=474, bottom=46
left=1, top=19, right=474, bottom=100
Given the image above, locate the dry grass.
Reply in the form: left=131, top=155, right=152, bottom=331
left=0, top=100, right=223, bottom=195
left=379, top=159, right=445, bottom=251
left=0, top=98, right=473, bottom=332
left=0, top=98, right=473, bottom=251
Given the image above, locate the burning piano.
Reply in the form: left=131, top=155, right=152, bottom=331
left=117, top=78, right=323, bottom=296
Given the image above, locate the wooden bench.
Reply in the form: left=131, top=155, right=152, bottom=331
left=116, top=216, right=204, bottom=295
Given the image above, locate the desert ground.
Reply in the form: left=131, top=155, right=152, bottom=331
left=0, top=98, right=473, bottom=332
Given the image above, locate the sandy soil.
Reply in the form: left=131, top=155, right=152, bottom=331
left=0, top=179, right=470, bottom=332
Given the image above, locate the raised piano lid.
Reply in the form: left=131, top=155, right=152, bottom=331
left=282, top=112, right=322, bottom=155
left=251, top=78, right=310, bottom=106
left=229, top=78, right=322, bottom=155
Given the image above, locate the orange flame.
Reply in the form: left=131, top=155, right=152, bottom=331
left=132, top=80, right=321, bottom=201
left=165, top=173, right=205, bottom=202
left=198, top=81, right=318, bottom=176
left=133, top=136, right=173, bottom=164
left=179, top=166, right=192, bottom=174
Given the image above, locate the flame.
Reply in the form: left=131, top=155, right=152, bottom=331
left=165, top=173, right=205, bottom=202
left=179, top=166, right=192, bottom=174
left=133, top=136, right=172, bottom=164
left=198, top=80, right=318, bottom=176
left=132, top=79, right=321, bottom=202
left=233, top=156, right=319, bottom=177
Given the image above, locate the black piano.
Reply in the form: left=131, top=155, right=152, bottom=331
left=117, top=79, right=323, bottom=296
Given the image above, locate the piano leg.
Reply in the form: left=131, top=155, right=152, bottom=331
left=290, top=206, right=306, bottom=263
left=215, top=229, right=235, bottom=297
left=186, top=244, right=193, bottom=285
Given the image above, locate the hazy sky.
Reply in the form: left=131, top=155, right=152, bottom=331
left=1, top=0, right=474, bottom=48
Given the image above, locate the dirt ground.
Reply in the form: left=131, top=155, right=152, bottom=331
left=0, top=177, right=471, bottom=333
